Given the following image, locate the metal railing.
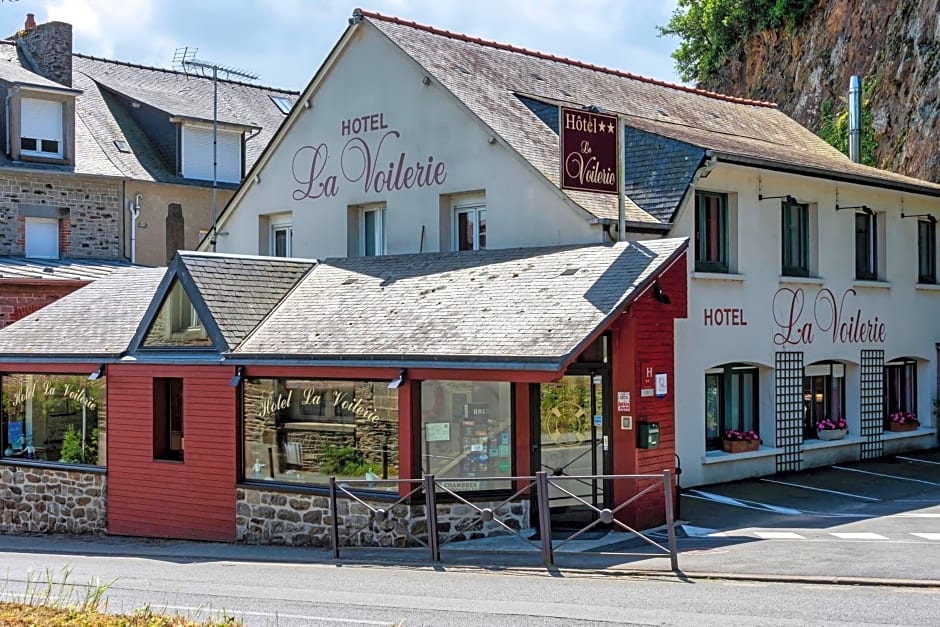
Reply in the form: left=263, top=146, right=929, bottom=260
left=328, top=470, right=678, bottom=570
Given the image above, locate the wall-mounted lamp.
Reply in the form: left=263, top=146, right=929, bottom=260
left=229, top=365, right=244, bottom=387
left=583, top=104, right=604, bottom=113
left=88, top=365, right=105, bottom=381
left=653, top=282, right=671, bottom=305
left=303, top=99, right=312, bottom=109
left=836, top=204, right=874, bottom=216
left=388, top=368, right=407, bottom=390
left=901, top=212, right=937, bottom=224
left=422, top=75, right=431, bottom=86
left=758, top=194, right=798, bottom=204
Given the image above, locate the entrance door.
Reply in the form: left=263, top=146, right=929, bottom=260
left=534, top=374, right=610, bottom=527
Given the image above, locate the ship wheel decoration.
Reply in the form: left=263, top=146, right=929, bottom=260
left=544, top=400, right=589, bottom=447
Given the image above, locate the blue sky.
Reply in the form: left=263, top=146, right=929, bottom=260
left=4, top=0, right=683, bottom=93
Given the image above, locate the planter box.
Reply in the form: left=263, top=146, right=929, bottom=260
left=817, top=428, right=847, bottom=441
left=887, top=421, right=919, bottom=433
left=722, top=439, right=760, bottom=454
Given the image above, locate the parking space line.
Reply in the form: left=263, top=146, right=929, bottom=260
left=753, top=531, right=805, bottom=539
left=760, top=478, right=880, bottom=502
left=832, top=465, right=940, bottom=487
left=911, top=533, right=940, bottom=540
left=831, top=532, right=888, bottom=540
left=896, top=455, right=940, bottom=466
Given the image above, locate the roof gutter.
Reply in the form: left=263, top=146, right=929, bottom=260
left=218, top=353, right=565, bottom=372
left=0, top=278, right=90, bottom=287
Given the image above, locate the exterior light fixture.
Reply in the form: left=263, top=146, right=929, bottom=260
left=388, top=368, right=407, bottom=390
left=836, top=204, right=874, bottom=216
left=229, top=365, right=244, bottom=387
left=759, top=194, right=798, bottom=204
left=653, top=282, right=671, bottom=305
left=901, top=212, right=937, bottom=224
left=88, top=365, right=105, bottom=381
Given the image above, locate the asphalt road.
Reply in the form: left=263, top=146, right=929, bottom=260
left=1, top=548, right=939, bottom=626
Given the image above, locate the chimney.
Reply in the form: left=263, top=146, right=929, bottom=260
left=15, top=16, right=72, bottom=87
left=848, top=75, right=861, bottom=163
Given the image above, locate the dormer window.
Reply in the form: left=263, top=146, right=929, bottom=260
left=180, top=123, right=243, bottom=184
left=21, top=97, right=63, bottom=158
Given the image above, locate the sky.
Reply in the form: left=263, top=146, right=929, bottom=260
left=1, top=0, right=683, bottom=93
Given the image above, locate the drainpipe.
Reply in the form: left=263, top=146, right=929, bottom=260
left=848, top=75, right=861, bottom=163
left=127, top=193, right=141, bottom=264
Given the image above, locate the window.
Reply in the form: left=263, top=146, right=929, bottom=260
left=142, top=279, right=213, bottom=348
left=271, top=221, right=292, bottom=257
left=421, top=380, right=512, bottom=491
left=360, top=206, right=385, bottom=256
left=781, top=201, right=809, bottom=277
left=24, top=217, right=59, bottom=259
left=241, top=378, right=399, bottom=490
left=153, top=378, right=184, bottom=461
left=855, top=212, right=878, bottom=280
left=705, top=365, right=759, bottom=450
left=1, top=374, right=106, bottom=465
left=918, top=220, right=937, bottom=284
left=694, top=191, right=728, bottom=272
left=270, top=95, right=293, bottom=114
left=455, top=204, right=486, bottom=251
left=21, top=98, right=63, bottom=158
left=803, top=362, right=845, bottom=438
left=180, top=125, right=242, bottom=184
left=884, top=359, right=917, bottom=420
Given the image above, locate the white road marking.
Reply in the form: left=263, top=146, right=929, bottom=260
left=831, top=532, right=888, bottom=540
left=897, top=455, right=940, bottom=466
left=753, top=531, right=805, bottom=539
left=832, top=465, right=940, bottom=487
left=759, top=478, right=880, bottom=502
left=911, top=533, right=940, bottom=540
left=890, top=513, right=940, bottom=518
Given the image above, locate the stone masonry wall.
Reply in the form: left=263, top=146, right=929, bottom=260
left=0, top=173, right=122, bottom=258
left=0, top=465, right=106, bottom=534
left=236, top=486, right=530, bottom=548
left=16, top=20, right=73, bottom=87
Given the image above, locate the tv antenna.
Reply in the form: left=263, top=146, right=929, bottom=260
left=173, top=47, right=259, bottom=252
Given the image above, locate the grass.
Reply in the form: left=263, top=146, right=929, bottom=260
left=0, top=567, right=241, bottom=626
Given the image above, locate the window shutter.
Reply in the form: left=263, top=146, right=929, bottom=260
left=25, top=218, right=59, bottom=258
left=21, top=98, right=63, bottom=156
left=181, top=126, right=242, bottom=183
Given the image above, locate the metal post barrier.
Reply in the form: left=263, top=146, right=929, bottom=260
left=329, top=477, right=340, bottom=559
left=535, top=471, right=553, bottom=566
left=424, top=474, right=440, bottom=562
left=663, top=469, right=679, bottom=571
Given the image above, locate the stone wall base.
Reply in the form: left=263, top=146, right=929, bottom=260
left=0, top=465, right=106, bottom=534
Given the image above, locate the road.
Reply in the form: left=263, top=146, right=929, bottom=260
left=1, top=546, right=938, bottom=626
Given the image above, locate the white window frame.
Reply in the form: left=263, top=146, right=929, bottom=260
left=359, top=206, right=386, bottom=257
left=453, top=203, right=486, bottom=251
left=24, top=217, right=59, bottom=259
left=20, top=97, right=63, bottom=159
left=270, top=220, right=293, bottom=258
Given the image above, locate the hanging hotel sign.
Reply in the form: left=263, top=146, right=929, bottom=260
left=772, top=287, right=886, bottom=347
left=560, top=106, right=619, bottom=195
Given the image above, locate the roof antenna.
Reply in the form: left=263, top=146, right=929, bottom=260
left=173, top=47, right=259, bottom=253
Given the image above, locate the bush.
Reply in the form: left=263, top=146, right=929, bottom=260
left=319, top=446, right=370, bottom=476
left=59, top=426, right=98, bottom=464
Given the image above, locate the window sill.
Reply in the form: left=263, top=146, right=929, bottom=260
left=915, top=283, right=940, bottom=292
left=801, top=434, right=864, bottom=451
left=852, top=280, right=891, bottom=290
left=881, top=427, right=937, bottom=441
left=778, top=275, right=824, bottom=285
left=0, top=458, right=106, bottom=473
left=692, top=272, right=745, bottom=282
left=702, top=446, right=783, bottom=465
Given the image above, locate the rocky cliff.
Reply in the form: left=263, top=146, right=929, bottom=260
left=700, top=0, right=939, bottom=183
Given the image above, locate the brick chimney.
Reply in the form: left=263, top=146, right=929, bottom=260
left=15, top=17, right=72, bottom=87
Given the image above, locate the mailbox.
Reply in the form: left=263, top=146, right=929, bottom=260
left=637, top=421, right=660, bottom=449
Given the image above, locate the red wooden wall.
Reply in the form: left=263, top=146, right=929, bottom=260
left=106, top=364, right=236, bottom=541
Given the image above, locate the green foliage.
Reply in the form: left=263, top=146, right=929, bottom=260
left=319, top=446, right=370, bottom=476
left=59, top=426, right=99, bottom=465
left=658, top=0, right=818, bottom=84
left=816, top=75, right=878, bottom=166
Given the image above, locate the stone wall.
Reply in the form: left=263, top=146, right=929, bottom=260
left=16, top=20, right=72, bottom=87
left=0, top=465, right=106, bottom=534
left=0, top=173, right=122, bottom=258
left=236, top=486, right=530, bottom=548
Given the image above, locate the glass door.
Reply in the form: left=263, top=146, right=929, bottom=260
left=535, top=374, right=609, bottom=528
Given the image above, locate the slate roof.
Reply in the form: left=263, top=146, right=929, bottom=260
left=178, top=252, right=315, bottom=348
left=358, top=10, right=940, bottom=223
left=0, top=257, right=137, bottom=281
left=0, top=40, right=297, bottom=182
left=234, top=238, right=687, bottom=368
left=0, top=266, right=165, bottom=358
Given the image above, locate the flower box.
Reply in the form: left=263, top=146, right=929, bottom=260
left=887, top=421, right=919, bottom=433
left=816, top=428, right=847, bottom=441
left=722, top=439, right=760, bottom=454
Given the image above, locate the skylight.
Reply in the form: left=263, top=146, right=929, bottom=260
left=270, top=95, right=293, bottom=114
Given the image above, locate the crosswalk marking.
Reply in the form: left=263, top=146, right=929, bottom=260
left=753, top=531, right=805, bottom=539
left=910, top=533, right=940, bottom=540
left=829, top=532, right=888, bottom=540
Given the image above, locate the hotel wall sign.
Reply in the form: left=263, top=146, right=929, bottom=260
left=560, top=106, right=619, bottom=195
left=772, top=287, right=886, bottom=347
